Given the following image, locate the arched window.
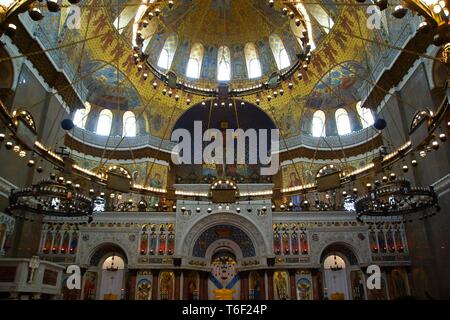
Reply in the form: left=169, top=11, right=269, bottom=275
left=244, top=43, right=262, bottom=79
left=294, top=3, right=316, bottom=50
left=217, top=46, right=231, bottom=81
left=312, top=110, right=326, bottom=137
left=123, top=111, right=136, bottom=137
left=303, top=4, right=334, bottom=34
left=96, top=109, right=113, bottom=136
left=335, top=108, right=351, bottom=135
left=356, top=101, right=374, bottom=128
left=269, top=34, right=290, bottom=70
left=186, top=43, right=204, bottom=79
left=73, top=102, right=91, bottom=129
left=157, top=34, right=178, bottom=70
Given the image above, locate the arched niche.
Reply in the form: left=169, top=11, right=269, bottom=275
left=88, top=242, right=129, bottom=267
left=179, top=212, right=271, bottom=258
left=319, top=242, right=359, bottom=266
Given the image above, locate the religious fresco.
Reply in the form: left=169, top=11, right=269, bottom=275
left=350, top=270, right=366, bottom=300
left=32, top=0, right=415, bottom=149
left=82, top=271, right=98, bottom=300
left=193, top=225, right=255, bottom=258
left=159, top=271, right=175, bottom=300
left=185, top=271, right=200, bottom=300
left=388, top=268, right=410, bottom=299
left=281, top=156, right=375, bottom=190
left=135, top=272, right=152, bottom=300
left=82, top=62, right=142, bottom=110
left=305, top=61, right=367, bottom=110
left=295, top=270, right=313, bottom=300
left=209, top=250, right=239, bottom=300
left=249, top=271, right=262, bottom=300
left=273, top=271, right=290, bottom=300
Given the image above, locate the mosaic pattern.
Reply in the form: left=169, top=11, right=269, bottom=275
left=193, top=225, right=255, bottom=258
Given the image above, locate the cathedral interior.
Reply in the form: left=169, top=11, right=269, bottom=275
left=0, top=0, right=449, bottom=301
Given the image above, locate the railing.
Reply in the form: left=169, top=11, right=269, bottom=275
left=280, top=126, right=380, bottom=151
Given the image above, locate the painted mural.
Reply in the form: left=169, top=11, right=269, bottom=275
left=295, top=270, right=313, bottom=300
left=273, top=271, right=290, bottom=300
left=209, top=250, right=239, bottom=300
left=135, top=272, right=152, bottom=300
left=193, top=225, right=255, bottom=258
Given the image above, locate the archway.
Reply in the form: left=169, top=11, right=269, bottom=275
left=320, top=242, right=366, bottom=300
left=188, top=223, right=259, bottom=300
left=81, top=243, right=129, bottom=300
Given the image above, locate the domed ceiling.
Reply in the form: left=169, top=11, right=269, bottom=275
left=111, top=0, right=342, bottom=89
left=43, top=0, right=397, bottom=141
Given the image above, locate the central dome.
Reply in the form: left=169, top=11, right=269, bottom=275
left=162, top=0, right=291, bottom=46
left=124, top=0, right=330, bottom=90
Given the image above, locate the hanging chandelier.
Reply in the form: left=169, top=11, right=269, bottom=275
left=354, top=178, right=439, bottom=218
left=6, top=178, right=93, bottom=217
left=330, top=255, right=343, bottom=272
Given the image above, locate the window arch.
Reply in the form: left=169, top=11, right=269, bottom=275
left=96, top=109, right=113, bottom=136
left=157, top=34, right=178, bottom=70
left=335, top=108, right=351, bottom=135
left=186, top=43, right=204, bottom=79
left=356, top=101, right=374, bottom=128
left=312, top=110, right=326, bottom=137
left=244, top=43, right=262, bottom=79
left=217, top=46, right=231, bottom=81
left=294, top=3, right=316, bottom=50
left=123, top=111, right=136, bottom=137
left=73, top=102, right=91, bottom=129
left=269, top=34, right=290, bottom=70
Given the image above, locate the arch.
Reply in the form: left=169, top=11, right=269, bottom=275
left=179, top=212, right=271, bottom=258
left=73, top=102, right=91, bottom=129
left=204, top=239, right=245, bottom=263
left=319, top=242, right=359, bottom=266
left=186, top=43, right=204, bottom=79
left=244, top=43, right=262, bottom=79
left=217, top=46, right=231, bottom=81
left=303, top=3, right=334, bottom=34
left=293, top=3, right=316, bottom=50
left=269, top=34, right=290, bottom=70
left=88, top=242, right=129, bottom=267
left=157, top=34, right=178, bottom=70
left=335, top=108, right=351, bottom=135
left=96, top=109, right=113, bottom=136
left=311, top=110, right=326, bottom=137
left=193, top=224, right=255, bottom=258
left=122, top=110, right=136, bottom=137
left=356, top=101, right=374, bottom=128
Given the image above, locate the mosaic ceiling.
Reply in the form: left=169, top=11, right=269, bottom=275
left=37, top=0, right=405, bottom=140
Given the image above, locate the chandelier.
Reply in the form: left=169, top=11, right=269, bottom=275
left=105, top=254, right=119, bottom=272
left=330, top=255, right=343, bottom=272
left=355, top=178, right=438, bottom=218
left=6, top=178, right=93, bottom=217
